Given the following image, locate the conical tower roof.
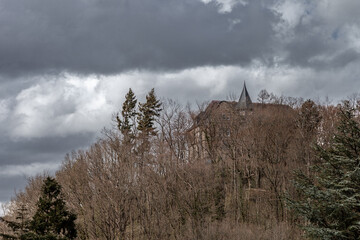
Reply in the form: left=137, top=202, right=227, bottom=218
left=237, top=82, right=252, bottom=110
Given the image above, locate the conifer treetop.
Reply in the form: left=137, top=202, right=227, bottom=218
left=117, top=88, right=138, bottom=138
left=137, top=88, right=162, bottom=135
left=27, top=177, right=77, bottom=240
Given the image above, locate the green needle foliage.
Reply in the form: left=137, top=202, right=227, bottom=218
left=137, top=88, right=162, bottom=136
left=23, top=177, right=77, bottom=240
left=0, top=204, right=30, bottom=239
left=117, top=88, right=138, bottom=140
left=289, top=101, right=360, bottom=240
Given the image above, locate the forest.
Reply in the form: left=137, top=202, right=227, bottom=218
left=1, top=88, right=360, bottom=240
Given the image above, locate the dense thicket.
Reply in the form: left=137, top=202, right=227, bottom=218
left=2, top=89, right=356, bottom=240
left=1, top=177, right=76, bottom=240
left=289, top=102, right=360, bottom=240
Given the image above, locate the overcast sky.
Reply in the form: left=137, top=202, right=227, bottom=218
left=1, top=0, right=360, bottom=210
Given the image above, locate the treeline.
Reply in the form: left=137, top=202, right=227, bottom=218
left=1, top=89, right=359, bottom=239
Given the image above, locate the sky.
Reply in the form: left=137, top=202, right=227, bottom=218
left=0, top=0, right=360, bottom=211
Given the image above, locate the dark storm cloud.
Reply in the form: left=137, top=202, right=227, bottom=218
left=0, top=0, right=278, bottom=76
left=0, top=133, right=95, bottom=165
left=0, top=132, right=96, bottom=203
left=1, top=0, right=360, bottom=209
left=285, top=38, right=360, bottom=71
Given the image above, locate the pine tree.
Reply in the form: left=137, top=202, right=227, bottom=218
left=117, top=88, right=138, bottom=140
left=137, top=88, right=162, bottom=136
left=22, top=177, right=77, bottom=240
left=289, top=101, right=360, bottom=240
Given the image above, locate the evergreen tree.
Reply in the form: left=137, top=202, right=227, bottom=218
left=137, top=88, right=162, bottom=136
left=0, top=204, right=30, bottom=239
left=289, top=102, right=360, bottom=240
left=116, top=88, right=138, bottom=140
left=298, top=100, right=321, bottom=138
left=23, top=177, right=77, bottom=240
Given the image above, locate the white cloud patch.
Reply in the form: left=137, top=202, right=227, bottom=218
left=10, top=75, right=114, bottom=139
left=0, top=202, right=8, bottom=216
left=273, top=0, right=307, bottom=28
left=273, top=0, right=360, bottom=36
left=200, top=0, right=248, bottom=13
left=6, top=67, right=240, bottom=139
left=345, top=24, right=360, bottom=52
left=272, top=0, right=308, bottom=40
left=7, top=61, right=360, bottom=139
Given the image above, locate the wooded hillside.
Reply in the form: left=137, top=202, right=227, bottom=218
left=1, top=89, right=359, bottom=240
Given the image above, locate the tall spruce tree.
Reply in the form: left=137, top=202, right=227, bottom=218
left=289, top=102, right=360, bottom=240
left=137, top=88, right=162, bottom=136
left=22, top=177, right=77, bottom=240
left=117, top=88, right=138, bottom=141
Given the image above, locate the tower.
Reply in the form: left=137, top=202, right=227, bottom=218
left=237, top=82, right=252, bottom=110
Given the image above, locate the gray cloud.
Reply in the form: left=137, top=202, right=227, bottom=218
left=0, top=0, right=359, bottom=78
left=0, top=133, right=95, bottom=165
left=0, top=133, right=96, bottom=203
left=275, top=0, right=360, bottom=69
left=0, top=0, right=279, bottom=77
left=0, top=175, right=29, bottom=202
left=1, top=0, right=360, bottom=208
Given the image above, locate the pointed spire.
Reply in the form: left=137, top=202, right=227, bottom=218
left=237, top=82, right=252, bottom=110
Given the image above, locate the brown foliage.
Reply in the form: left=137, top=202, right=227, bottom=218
left=4, top=94, right=346, bottom=239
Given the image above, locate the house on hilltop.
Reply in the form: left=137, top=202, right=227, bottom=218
left=188, top=82, right=294, bottom=162
left=186, top=83, right=314, bottom=221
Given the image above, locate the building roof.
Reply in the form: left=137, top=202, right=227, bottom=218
left=188, top=83, right=293, bottom=132
left=237, top=82, right=252, bottom=110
